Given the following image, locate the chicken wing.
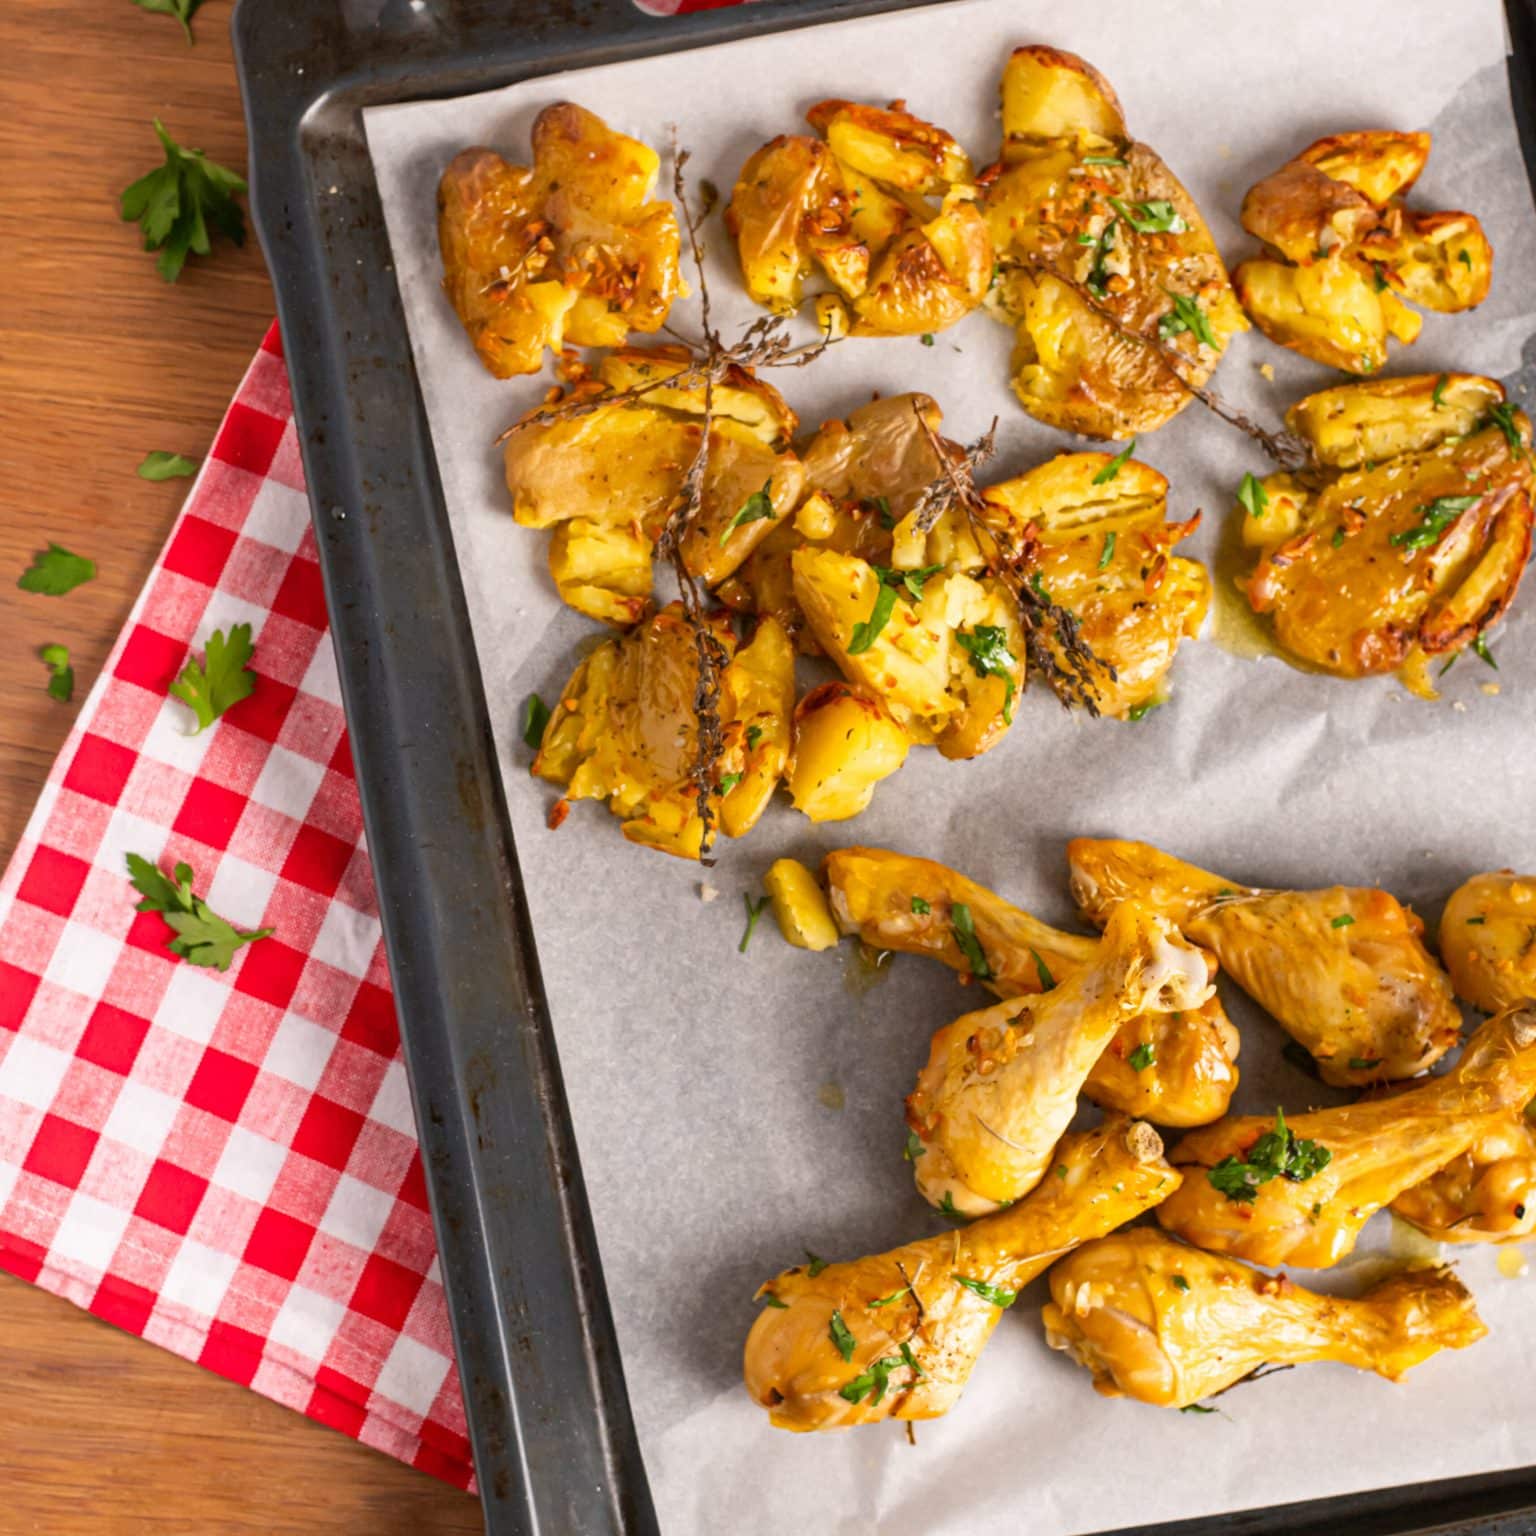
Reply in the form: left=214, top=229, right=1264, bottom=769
left=906, top=900, right=1213, bottom=1215
left=825, top=847, right=1239, bottom=1126
left=1067, top=837, right=1461, bottom=1085
left=745, top=1118, right=1177, bottom=1430
left=1156, top=1007, right=1536, bottom=1267
left=1441, top=871, right=1536, bottom=1015
left=1043, top=1228, right=1485, bottom=1408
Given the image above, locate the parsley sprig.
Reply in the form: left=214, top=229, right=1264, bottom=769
left=1208, top=1109, right=1331, bottom=1204
left=120, top=120, right=247, bottom=282
left=130, top=0, right=206, bottom=44
left=18, top=543, right=96, bottom=596
left=170, top=624, right=257, bottom=733
left=126, top=853, right=273, bottom=971
left=719, top=480, right=775, bottom=545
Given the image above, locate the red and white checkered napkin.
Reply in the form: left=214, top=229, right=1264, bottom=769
left=0, top=325, right=473, bottom=1492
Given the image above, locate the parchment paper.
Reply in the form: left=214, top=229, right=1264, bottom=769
left=362, top=4, right=1536, bottom=1530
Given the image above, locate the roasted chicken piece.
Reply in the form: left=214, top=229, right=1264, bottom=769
left=825, top=847, right=1239, bottom=1126
left=979, top=451, right=1209, bottom=718
left=503, top=347, right=806, bottom=624
left=1391, top=1109, right=1536, bottom=1245
left=726, top=99, right=992, bottom=337
left=1157, top=1007, right=1536, bottom=1268
left=1441, top=871, right=1536, bottom=1015
left=745, top=1118, right=1177, bottom=1430
left=1068, top=837, right=1461, bottom=1085
left=532, top=603, right=793, bottom=857
left=980, top=46, right=1246, bottom=438
left=906, top=900, right=1213, bottom=1215
left=1234, top=131, right=1492, bottom=374
left=1043, top=1228, right=1485, bottom=1409
left=438, top=104, right=683, bottom=377
left=1238, top=375, right=1534, bottom=687
left=718, top=392, right=981, bottom=652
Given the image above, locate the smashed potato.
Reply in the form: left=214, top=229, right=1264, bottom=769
left=1440, top=872, right=1536, bottom=1015
left=981, top=46, right=1245, bottom=438
left=726, top=100, right=992, bottom=336
left=792, top=547, right=1024, bottom=760
left=533, top=604, right=793, bottom=857
left=1234, top=131, right=1492, bottom=373
left=979, top=451, right=1208, bottom=718
left=504, top=347, right=806, bottom=624
left=1240, top=374, right=1534, bottom=683
left=438, top=104, right=683, bottom=377
left=786, top=682, right=911, bottom=822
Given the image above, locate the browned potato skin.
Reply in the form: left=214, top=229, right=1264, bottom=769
left=1244, top=378, right=1534, bottom=679
left=1441, top=872, right=1536, bottom=1015
left=1236, top=129, right=1491, bottom=373
left=981, top=47, right=1245, bottom=439
left=437, top=104, right=683, bottom=378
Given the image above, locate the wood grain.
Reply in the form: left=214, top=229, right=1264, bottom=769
left=0, top=3, right=480, bottom=1528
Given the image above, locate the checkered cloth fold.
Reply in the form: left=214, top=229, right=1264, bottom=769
left=0, top=325, right=473, bottom=1491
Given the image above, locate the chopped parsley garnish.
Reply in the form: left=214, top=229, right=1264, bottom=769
left=1390, top=495, right=1478, bottom=550
left=40, top=643, right=74, bottom=704
left=1467, top=916, right=1487, bottom=925
left=745, top=724, right=763, bottom=751
left=720, top=480, right=776, bottom=545
left=939, top=1190, right=966, bottom=1222
left=1159, top=292, right=1217, bottom=349
left=1085, top=218, right=1119, bottom=298
left=1432, top=374, right=1448, bottom=409
left=738, top=892, right=770, bottom=953
left=1236, top=472, right=1269, bottom=520
left=848, top=564, right=944, bottom=654
left=761, top=1292, right=788, bottom=1309
left=829, top=1310, right=856, bottom=1362
left=170, top=624, right=257, bottom=733
left=126, top=853, right=273, bottom=970
left=872, top=494, right=895, bottom=531
left=1030, top=948, right=1056, bottom=991
left=1127, top=1042, right=1156, bottom=1071
left=950, top=902, right=992, bottom=979
left=1109, top=197, right=1186, bottom=235
left=1098, top=530, right=1117, bottom=569
left=911, top=896, right=932, bottom=916
left=955, top=625, right=1017, bottom=724
left=1330, top=914, right=1356, bottom=929
left=1093, top=439, right=1137, bottom=484
left=131, top=0, right=206, bottom=44
left=1207, top=1109, right=1331, bottom=1204
left=869, top=1286, right=911, bottom=1308
left=137, top=450, right=199, bottom=481
left=920, top=333, right=936, bottom=346
left=805, top=1251, right=829, bottom=1277
left=1348, top=1057, right=1382, bottom=1070
left=18, top=543, right=95, bottom=596
left=1171, top=1274, right=1190, bottom=1292
left=952, top=1274, right=1017, bottom=1308
left=523, top=694, right=551, bottom=749
left=718, top=772, right=742, bottom=797
left=839, top=1348, right=921, bottom=1406
left=1181, top=1403, right=1217, bottom=1415
left=1473, top=633, right=1498, bottom=669
left=904, top=1129, right=926, bottom=1162
left=1081, top=153, right=1126, bottom=166
left=1055, top=1164, right=1068, bottom=1180
left=1486, top=401, right=1526, bottom=457
left=1331, top=526, right=1345, bottom=548
left=1458, top=249, right=1473, bottom=268
left=1127, top=700, right=1159, bottom=722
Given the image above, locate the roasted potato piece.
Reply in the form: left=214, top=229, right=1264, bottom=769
left=1441, top=871, right=1536, bottom=1015
left=981, top=47, right=1245, bottom=438
left=764, top=859, right=842, bottom=951
left=1241, top=375, right=1534, bottom=682
left=792, top=548, right=1024, bottom=760
left=533, top=604, right=793, bottom=857
left=979, top=451, right=1208, bottom=718
left=504, top=347, right=805, bottom=624
left=438, top=104, right=683, bottom=377
left=786, top=682, right=911, bottom=823
left=726, top=100, right=992, bottom=336
left=1235, top=130, right=1491, bottom=373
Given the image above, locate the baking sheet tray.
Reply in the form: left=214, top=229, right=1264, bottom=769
left=234, top=0, right=1536, bottom=1530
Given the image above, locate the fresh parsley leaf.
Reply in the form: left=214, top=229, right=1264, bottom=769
left=523, top=693, right=551, bottom=749
left=848, top=582, right=898, bottom=654
left=1331, top=526, right=1346, bottom=548
left=1348, top=1057, right=1382, bottom=1070
left=1159, top=292, right=1217, bottom=349
left=719, top=480, right=775, bottom=545
left=1093, top=439, right=1137, bottom=484
left=39, top=643, right=74, bottom=703
left=1127, top=1042, right=1156, bottom=1071
left=1486, top=402, right=1526, bottom=457
left=1029, top=949, right=1057, bottom=992
left=910, top=896, right=931, bottom=916
left=137, top=450, right=199, bottom=481
left=1171, top=1274, right=1190, bottom=1293
left=169, top=624, right=257, bottom=733
left=955, top=625, right=1017, bottom=725
left=1473, top=633, right=1498, bottom=669
left=761, top=1292, right=788, bottom=1308
left=950, top=902, right=992, bottom=980
left=120, top=119, right=247, bottom=283
left=839, top=1353, right=915, bottom=1406
left=1467, top=916, right=1487, bottom=925
left=1181, top=1403, right=1218, bottom=1415
left=869, top=1287, right=910, bottom=1308
left=1127, top=700, right=1159, bottom=722
left=130, top=0, right=205, bottom=43
left=18, top=543, right=96, bottom=596
left=898, top=1342, right=924, bottom=1379
left=1330, top=914, right=1356, bottom=929
left=1390, top=495, right=1479, bottom=550
left=904, top=1129, right=926, bottom=1162
left=1237, top=472, right=1269, bottom=520
left=1432, top=374, right=1448, bottom=409
left=1207, top=1109, right=1331, bottom=1204
left=125, top=852, right=273, bottom=970
left=745, top=724, right=763, bottom=751
left=717, top=772, right=743, bottom=797
left=1081, top=154, right=1126, bottom=166
left=1097, top=530, right=1117, bottom=570
left=1458, top=248, right=1473, bottom=268
left=805, top=1250, right=829, bottom=1277
left=738, top=892, right=771, bottom=953
left=829, top=1309, right=857, bottom=1362
left=952, top=1273, right=1017, bottom=1308
left=920, top=333, right=935, bottom=347
left=1109, top=197, right=1187, bottom=235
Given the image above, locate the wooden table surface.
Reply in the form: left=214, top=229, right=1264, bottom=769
left=0, top=4, right=480, bottom=1530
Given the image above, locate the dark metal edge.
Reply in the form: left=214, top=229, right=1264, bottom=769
left=229, top=0, right=1536, bottom=1531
